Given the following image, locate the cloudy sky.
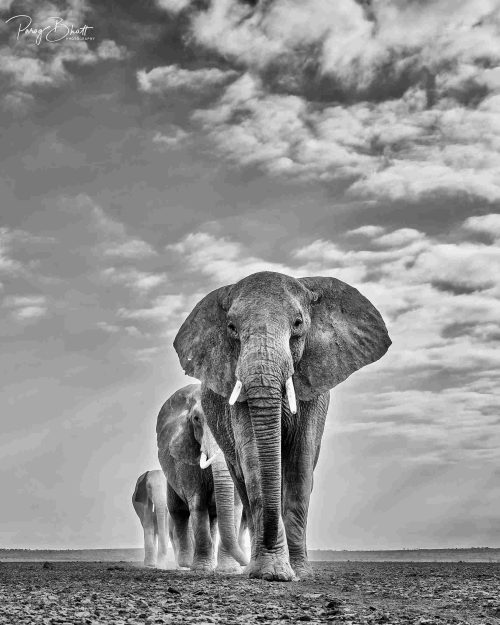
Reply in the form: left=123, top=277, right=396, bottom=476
left=1, top=0, right=499, bottom=551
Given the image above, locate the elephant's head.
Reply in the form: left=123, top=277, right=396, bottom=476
left=174, top=272, right=391, bottom=550
left=168, top=383, right=220, bottom=468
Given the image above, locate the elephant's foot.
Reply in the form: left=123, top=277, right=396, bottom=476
left=177, top=554, right=193, bottom=568
left=291, top=559, right=314, bottom=580
left=190, top=558, right=216, bottom=573
left=144, top=561, right=156, bottom=568
left=217, top=548, right=245, bottom=574
left=156, top=558, right=168, bottom=570
left=216, top=562, right=244, bottom=574
left=247, top=552, right=296, bottom=582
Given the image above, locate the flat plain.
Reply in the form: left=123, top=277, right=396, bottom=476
left=1, top=561, right=499, bottom=624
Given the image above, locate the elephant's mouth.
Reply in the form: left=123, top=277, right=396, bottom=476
left=199, top=450, right=221, bottom=469
left=229, top=376, right=297, bottom=414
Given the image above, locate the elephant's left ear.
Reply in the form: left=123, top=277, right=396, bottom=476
left=174, top=284, right=237, bottom=398
left=295, top=276, right=391, bottom=400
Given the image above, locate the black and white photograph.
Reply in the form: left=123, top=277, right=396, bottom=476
left=1, top=0, right=499, bottom=623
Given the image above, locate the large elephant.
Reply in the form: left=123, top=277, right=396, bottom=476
left=174, top=271, right=391, bottom=581
left=132, top=470, right=168, bottom=568
left=156, top=383, right=248, bottom=572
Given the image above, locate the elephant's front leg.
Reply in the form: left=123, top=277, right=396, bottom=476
left=188, top=496, right=215, bottom=571
left=168, top=485, right=193, bottom=568
left=282, top=457, right=314, bottom=579
left=282, top=396, right=328, bottom=579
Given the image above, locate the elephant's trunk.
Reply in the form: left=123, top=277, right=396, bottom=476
left=211, top=459, right=249, bottom=566
left=238, top=332, right=293, bottom=551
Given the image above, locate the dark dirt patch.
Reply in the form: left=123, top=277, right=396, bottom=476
left=0, top=561, right=499, bottom=624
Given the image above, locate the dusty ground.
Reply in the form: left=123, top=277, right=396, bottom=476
left=0, top=561, right=499, bottom=624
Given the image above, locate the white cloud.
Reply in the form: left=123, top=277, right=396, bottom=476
left=137, top=64, right=237, bottom=94
left=350, top=385, right=500, bottom=463
left=152, top=128, right=189, bottom=149
left=155, top=0, right=191, bottom=13
left=118, top=294, right=187, bottom=323
left=375, top=228, right=426, bottom=248
left=193, top=73, right=373, bottom=180
left=462, top=213, right=500, bottom=239
left=0, top=241, right=22, bottom=275
left=0, top=2, right=126, bottom=112
left=96, top=320, right=145, bottom=338
left=347, top=225, right=386, bottom=238
left=0, top=54, right=56, bottom=88
left=349, top=159, right=500, bottom=202
left=168, top=231, right=293, bottom=284
left=103, top=240, right=157, bottom=260
left=96, top=321, right=120, bottom=333
left=192, top=72, right=500, bottom=202
left=0, top=227, right=54, bottom=276
left=267, top=83, right=499, bottom=198
left=101, top=267, right=166, bottom=292
left=411, top=243, right=500, bottom=291
left=1, top=89, right=34, bottom=115
left=184, top=0, right=500, bottom=91
left=3, top=295, right=48, bottom=322
left=72, top=195, right=157, bottom=262
left=153, top=1, right=500, bottom=203
left=95, top=40, right=128, bottom=61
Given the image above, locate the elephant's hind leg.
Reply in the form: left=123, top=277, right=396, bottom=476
left=168, top=512, right=176, bottom=559
left=142, top=500, right=157, bottom=567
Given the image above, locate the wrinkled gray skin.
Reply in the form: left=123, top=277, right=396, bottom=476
left=174, top=271, right=391, bottom=581
left=157, top=383, right=248, bottom=572
left=132, top=470, right=168, bottom=568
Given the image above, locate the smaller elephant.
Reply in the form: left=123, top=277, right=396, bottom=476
left=157, top=383, right=248, bottom=572
left=132, top=470, right=168, bottom=568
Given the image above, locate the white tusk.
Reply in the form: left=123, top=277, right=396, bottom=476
left=200, top=450, right=221, bottom=469
left=286, top=377, right=297, bottom=414
left=229, top=380, right=242, bottom=405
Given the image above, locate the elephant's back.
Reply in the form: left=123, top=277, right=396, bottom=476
left=155, top=383, right=201, bottom=435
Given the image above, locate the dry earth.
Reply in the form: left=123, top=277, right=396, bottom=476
left=1, top=561, right=499, bottom=624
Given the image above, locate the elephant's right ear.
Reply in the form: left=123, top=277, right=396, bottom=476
left=169, top=416, right=200, bottom=465
left=174, top=285, right=237, bottom=397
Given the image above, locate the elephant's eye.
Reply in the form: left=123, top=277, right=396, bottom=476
left=227, top=321, right=238, bottom=337
left=293, top=317, right=303, bottom=328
